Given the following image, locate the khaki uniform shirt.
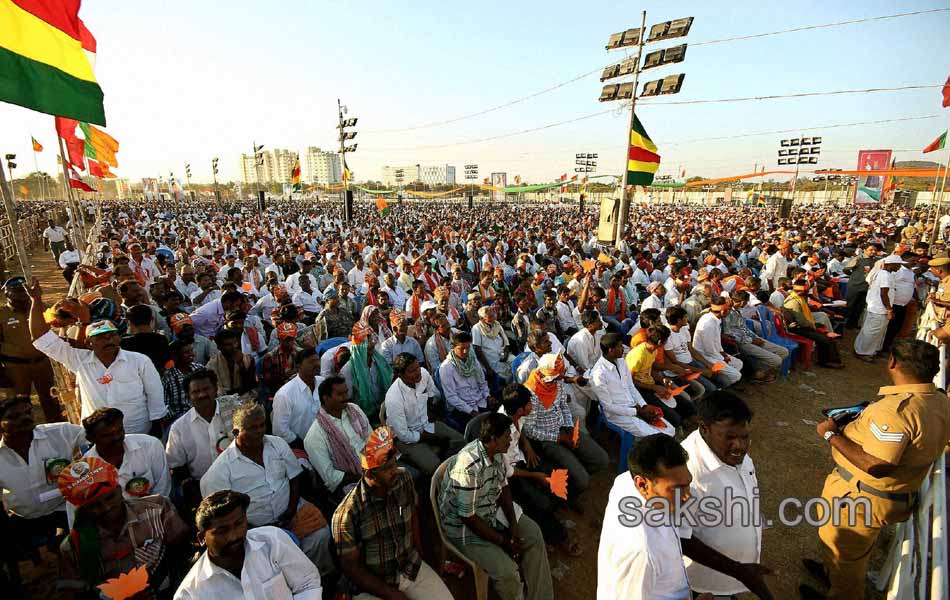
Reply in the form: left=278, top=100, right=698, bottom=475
left=833, top=383, right=950, bottom=493
left=934, top=274, right=950, bottom=322
left=0, top=305, right=44, bottom=359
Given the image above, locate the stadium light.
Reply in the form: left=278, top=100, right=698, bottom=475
left=777, top=135, right=823, bottom=204
left=338, top=99, right=359, bottom=221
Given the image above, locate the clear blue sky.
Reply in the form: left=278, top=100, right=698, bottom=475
left=2, top=0, right=949, bottom=184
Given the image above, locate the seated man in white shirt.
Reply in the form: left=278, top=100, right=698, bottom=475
left=201, top=403, right=334, bottom=577
left=378, top=309, right=425, bottom=366
left=292, top=274, right=324, bottom=324
left=597, top=433, right=772, bottom=600
left=175, top=490, right=322, bottom=600
left=589, top=333, right=675, bottom=437
left=692, top=297, right=744, bottom=388
left=680, top=391, right=763, bottom=598
left=566, top=310, right=604, bottom=374
left=384, top=353, right=463, bottom=476
left=303, top=375, right=372, bottom=504
left=29, top=283, right=167, bottom=436
left=0, top=395, right=86, bottom=545
left=81, top=407, right=172, bottom=502
left=272, top=348, right=325, bottom=450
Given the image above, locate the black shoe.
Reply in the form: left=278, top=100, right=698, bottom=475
left=799, top=583, right=827, bottom=600
left=802, top=558, right=831, bottom=588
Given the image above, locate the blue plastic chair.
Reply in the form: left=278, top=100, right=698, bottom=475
left=316, top=336, right=348, bottom=357
left=592, top=401, right=637, bottom=474
left=755, top=305, right=797, bottom=376
left=510, top=350, right=532, bottom=383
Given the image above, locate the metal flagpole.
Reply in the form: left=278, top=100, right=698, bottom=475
left=0, top=158, right=32, bottom=279
left=31, top=145, right=47, bottom=200
left=57, top=136, right=86, bottom=258
left=935, top=149, right=950, bottom=241
left=615, top=9, right=647, bottom=250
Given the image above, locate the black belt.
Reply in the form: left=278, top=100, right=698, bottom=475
left=0, top=354, right=48, bottom=365
left=836, top=466, right=918, bottom=504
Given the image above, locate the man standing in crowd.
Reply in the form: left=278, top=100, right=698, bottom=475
left=0, top=276, right=63, bottom=422
left=28, top=279, right=167, bottom=436
left=853, top=255, right=903, bottom=362
left=332, top=426, right=454, bottom=600
left=175, top=490, right=323, bottom=599
left=42, top=218, right=69, bottom=262
left=803, top=340, right=950, bottom=600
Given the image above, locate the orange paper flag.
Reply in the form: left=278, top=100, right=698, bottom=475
left=826, top=332, right=841, bottom=339
left=548, top=469, right=569, bottom=500
left=581, top=260, right=596, bottom=272
left=684, top=372, right=701, bottom=381
left=668, top=384, right=688, bottom=396
left=711, top=362, right=726, bottom=374
left=597, top=253, right=613, bottom=265
left=97, top=565, right=149, bottom=600
left=572, top=420, right=580, bottom=448
left=241, top=282, right=253, bottom=292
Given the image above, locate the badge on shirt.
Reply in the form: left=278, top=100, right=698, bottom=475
left=44, top=458, right=70, bottom=485
left=215, top=433, right=233, bottom=454
left=125, top=476, right=151, bottom=497
left=97, top=374, right=113, bottom=385
left=870, top=420, right=904, bottom=443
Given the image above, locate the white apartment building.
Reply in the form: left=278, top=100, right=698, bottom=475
left=271, top=149, right=296, bottom=184
left=381, top=164, right=456, bottom=186
left=240, top=152, right=274, bottom=184
left=304, top=147, right=341, bottom=185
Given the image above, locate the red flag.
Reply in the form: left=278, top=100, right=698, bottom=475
left=87, top=160, right=104, bottom=178
left=55, top=116, right=86, bottom=169
left=943, top=74, right=950, bottom=108
left=67, top=166, right=95, bottom=192
left=560, top=173, right=567, bottom=181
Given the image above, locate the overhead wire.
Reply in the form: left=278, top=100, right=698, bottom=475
left=362, top=7, right=950, bottom=134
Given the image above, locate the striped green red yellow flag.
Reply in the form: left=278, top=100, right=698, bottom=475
left=292, top=156, right=301, bottom=191
left=0, top=0, right=105, bottom=125
left=923, top=130, right=947, bottom=154
left=626, top=114, right=660, bottom=186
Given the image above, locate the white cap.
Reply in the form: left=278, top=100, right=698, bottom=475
left=883, top=255, right=906, bottom=265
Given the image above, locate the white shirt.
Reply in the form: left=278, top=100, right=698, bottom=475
left=640, top=293, right=665, bottom=313
left=174, top=526, right=322, bottom=600
left=347, top=266, right=368, bottom=289
left=201, top=435, right=303, bottom=526
left=590, top=355, right=647, bottom=418
left=292, top=290, right=323, bottom=314
left=555, top=300, right=577, bottom=331
left=320, top=341, right=351, bottom=377
left=272, top=375, right=325, bottom=444
left=892, top=266, right=916, bottom=307
left=681, top=430, right=762, bottom=595
left=692, top=313, right=726, bottom=364
left=597, top=473, right=691, bottom=600
left=33, top=331, right=167, bottom=433
left=191, top=288, right=222, bottom=308
left=384, top=371, right=438, bottom=444
left=763, top=253, right=788, bottom=291
left=0, top=423, right=86, bottom=518
left=866, top=269, right=893, bottom=315
left=42, top=226, right=67, bottom=243
left=302, top=404, right=370, bottom=492
left=175, top=278, right=201, bottom=304
left=664, top=327, right=694, bottom=365
left=285, top=272, right=316, bottom=296
left=567, top=328, right=603, bottom=373
left=84, top=434, right=172, bottom=499
left=58, top=249, right=80, bottom=268
left=165, top=402, right=233, bottom=480
left=768, top=290, right=785, bottom=311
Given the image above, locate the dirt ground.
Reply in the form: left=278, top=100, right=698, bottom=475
left=11, top=249, right=894, bottom=599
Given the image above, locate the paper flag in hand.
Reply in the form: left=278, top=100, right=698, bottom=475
left=667, top=385, right=688, bottom=397
left=826, top=332, right=841, bottom=339
left=97, top=565, right=149, bottom=600
left=597, top=253, right=613, bottom=265
left=241, top=282, right=253, bottom=291
left=581, top=260, right=596, bottom=272
left=684, top=372, right=701, bottom=381
left=572, top=420, right=580, bottom=448
left=549, top=469, right=569, bottom=500
left=711, top=362, right=726, bottom=374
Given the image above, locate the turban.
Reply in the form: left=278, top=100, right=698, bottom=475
left=389, top=308, right=407, bottom=328
left=351, top=321, right=375, bottom=345
left=646, top=281, right=663, bottom=293
left=434, top=286, right=450, bottom=301
left=169, top=313, right=194, bottom=334
left=57, top=458, right=119, bottom=508
left=276, top=322, right=298, bottom=340
left=538, top=353, right=566, bottom=382
left=361, top=426, right=397, bottom=470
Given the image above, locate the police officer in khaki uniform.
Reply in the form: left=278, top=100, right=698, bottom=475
left=800, top=339, right=950, bottom=600
left=0, top=277, right=63, bottom=422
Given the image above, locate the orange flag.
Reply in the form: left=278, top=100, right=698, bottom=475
left=571, top=420, right=580, bottom=448
left=31, top=137, right=43, bottom=152
left=97, top=565, right=149, bottom=600
left=548, top=469, right=569, bottom=499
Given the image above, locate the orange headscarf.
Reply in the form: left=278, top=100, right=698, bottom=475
left=524, top=353, right=566, bottom=409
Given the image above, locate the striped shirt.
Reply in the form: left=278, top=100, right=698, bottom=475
left=438, top=440, right=508, bottom=546
left=331, top=469, right=420, bottom=587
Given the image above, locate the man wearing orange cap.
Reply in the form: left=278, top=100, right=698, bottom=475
left=379, top=309, right=424, bottom=367
left=57, top=457, right=190, bottom=596
left=332, top=426, right=454, bottom=599
left=169, top=312, right=218, bottom=365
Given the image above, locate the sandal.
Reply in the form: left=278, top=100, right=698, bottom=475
left=560, top=534, right=583, bottom=557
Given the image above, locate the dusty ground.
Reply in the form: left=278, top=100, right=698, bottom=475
left=12, top=250, right=894, bottom=599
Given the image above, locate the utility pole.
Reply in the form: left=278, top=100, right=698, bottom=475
left=337, top=99, right=358, bottom=221
left=212, top=157, right=220, bottom=203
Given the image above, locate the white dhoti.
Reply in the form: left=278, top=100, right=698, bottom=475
left=854, top=311, right=888, bottom=357
left=606, top=413, right=676, bottom=437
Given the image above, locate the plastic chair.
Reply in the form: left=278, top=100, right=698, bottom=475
left=431, top=461, right=490, bottom=600
left=510, top=350, right=532, bottom=383
left=755, top=305, right=798, bottom=375
left=592, top=401, right=636, bottom=474
left=774, top=314, right=814, bottom=370
left=316, top=336, right=348, bottom=357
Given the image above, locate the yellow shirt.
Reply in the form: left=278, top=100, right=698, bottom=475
left=625, top=344, right=656, bottom=388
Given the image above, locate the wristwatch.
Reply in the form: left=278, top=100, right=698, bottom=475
left=823, top=430, right=837, bottom=442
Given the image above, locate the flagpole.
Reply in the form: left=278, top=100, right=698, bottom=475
left=31, top=144, right=45, bottom=200
left=57, top=135, right=86, bottom=258
left=0, top=156, right=32, bottom=279
left=935, top=148, right=950, bottom=241
left=615, top=9, right=647, bottom=250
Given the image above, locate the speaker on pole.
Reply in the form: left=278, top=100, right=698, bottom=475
left=467, top=194, right=473, bottom=209
left=344, top=190, right=354, bottom=222
left=257, top=191, right=266, bottom=212
left=579, top=193, right=586, bottom=213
